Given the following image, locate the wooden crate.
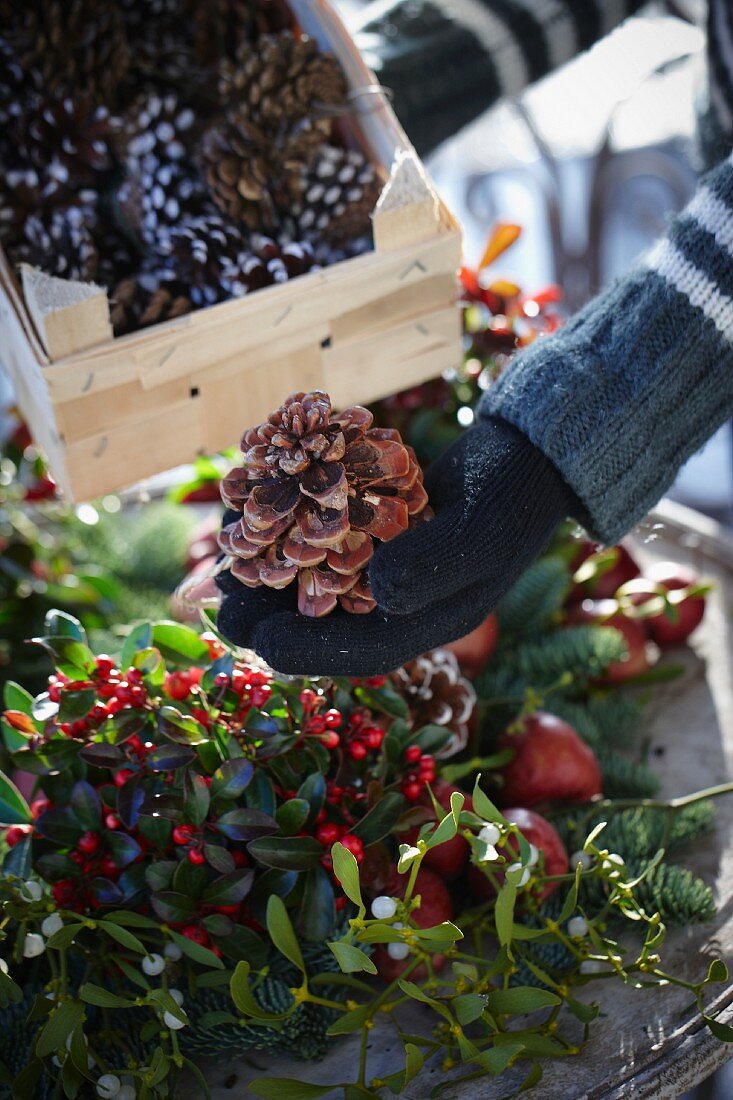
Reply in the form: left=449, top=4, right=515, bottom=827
left=0, top=0, right=462, bottom=502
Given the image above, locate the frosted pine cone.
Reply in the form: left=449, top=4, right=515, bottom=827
left=392, top=649, right=477, bottom=757
left=219, top=391, right=430, bottom=617
left=15, top=206, right=99, bottom=282
left=290, top=145, right=380, bottom=248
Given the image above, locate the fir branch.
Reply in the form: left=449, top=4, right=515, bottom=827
left=497, top=557, right=570, bottom=639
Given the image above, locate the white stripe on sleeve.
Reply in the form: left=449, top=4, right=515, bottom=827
left=645, top=238, right=733, bottom=340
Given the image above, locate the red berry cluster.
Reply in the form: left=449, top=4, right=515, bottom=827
left=299, top=689, right=344, bottom=750
left=401, top=745, right=437, bottom=801
left=49, top=656, right=150, bottom=738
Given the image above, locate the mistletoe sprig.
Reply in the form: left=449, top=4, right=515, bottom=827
left=231, top=778, right=733, bottom=1100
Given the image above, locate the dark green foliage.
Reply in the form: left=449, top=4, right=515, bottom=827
left=594, top=746, right=661, bottom=798
left=549, top=693, right=643, bottom=750
left=628, top=861, right=716, bottom=924
left=553, top=802, right=715, bottom=863
left=476, top=627, right=627, bottom=700
left=497, top=557, right=570, bottom=639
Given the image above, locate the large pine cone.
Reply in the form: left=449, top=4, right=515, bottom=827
left=154, top=212, right=245, bottom=306
left=392, top=649, right=477, bottom=758
left=289, top=145, right=380, bottom=248
left=19, top=95, right=120, bottom=184
left=223, top=234, right=318, bottom=297
left=1, top=0, right=131, bottom=107
left=219, top=391, right=430, bottom=617
left=14, top=205, right=100, bottom=282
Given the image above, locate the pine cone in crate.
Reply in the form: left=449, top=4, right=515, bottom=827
left=14, top=205, right=100, bottom=282
left=289, top=145, right=380, bottom=248
left=392, top=650, right=477, bottom=757
left=119, top=0, right=207, bottom=100
left=110, top=270, right=192, bottom=335
left=20, top=95, right=120, bottom=184
left=192, top=0, right=293, bottom=68
left=223, top=234, right=317, bottom=297
left=1, top=0, right=131, bottom=106
left=219, top=392, right=430, bottom=617
left=217, top=32, right=346, bottom=126
left=155, top=212, right=244, bottom=305
left=117, top=93, right=206, bottom=245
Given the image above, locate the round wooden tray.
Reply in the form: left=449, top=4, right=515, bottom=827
left=200, top=500, right=733, bottom=1100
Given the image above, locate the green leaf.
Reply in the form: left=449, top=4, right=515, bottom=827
left=706, top=959, right=729, bottom=985
left=58, top=688, right=96, bottom=724
left=494, top=881, right=517, bottom=947
left=276, top=798, right=310, bottom=837
left=472, top=775, right=504, bottom=824
left=120, top=622, right=153, bottom=671
left=202, top=869, right=254, bottom=907
left=152, top=621, right=209, bottom=664
left=300, top=864, right=336, bottom=942
left=70, top=780, right=101, bottom=830
left=46, top=924, right=84, bottom=950
left=32, top=636, right=96, bottom=679
left=79, top=742, right=126, bottom=769
left=35, top=1001, right=85, bottom=1058
left=351, top=791, right=404, bottom=846
left=210, top=758, right=254, bottom=802
left=230, top=961, right=285, bottom=1020
left=44, top=610, right=86, bottom=643
left=354, top=682, right=408, bottom=719
left=217, top=808, right=278, bottom=842
left=79, top=984, right=136, bottom=1009
left=331, top=842, right=364, bottom=912
left=328, top=941, right=377, bottom=976
left=297, top=772, right=326, bottom=825
left=0, top=770, right=31, bottom=826
left=326, top=1003, right=373, bottom=1036
left=167, top=929, right=225, bottom=969
left=267, top=894, right=305, bottom=973
left=452, top=993, right=487, bottom=1026
left=487, top=987, right=561, bottom=1015
left=704, top=1013, right=733, bottom=1042
left=248, top=1080, right=333, bottom=1100
left=98, top=920, right=147, bottom=955
left=3, top=682, right=34, bottom=717
left=426, top=791, right=464, bottom=849
left=151, top=891, right=195, bottom=923
left=157, top=706, right=209, bottom=745
left=186, top=773, right=211, bottom=826
left=247, top=835, right=323, bottom=871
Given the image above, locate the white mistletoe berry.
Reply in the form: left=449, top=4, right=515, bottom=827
left=506, top=862, right=530, bottom=887
left=387, top=942, right=410, bottom=961
left=21, top=880, right=43, bottom=902
left=570, top=850, right=593, bottom=871
left=371, top=896, right=397, bottom=920
left=163, top=942, right=182, bottom=961
left=141, top=953, right=165, bottom=976
left=527, top=844, right=539, bottom=868
left=96, top=1074, right=122, bottom=1099
left=0, top=958, right=8, bottom=975
left=478, top=822, right=501, bottom=846
left=579, top=959, right=606, bottom=975
left=163, top=1010, right=186, bottom=1030
left=41, top=913, right=64, bottom=938
left=567, top=916, right=589, bottom=939
left=168, top=988, right=184, bottom=1007
left=23, top=932, right=45, bottom=958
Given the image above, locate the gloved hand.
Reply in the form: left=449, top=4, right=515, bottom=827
left=215, top=415, right=584, bottom=675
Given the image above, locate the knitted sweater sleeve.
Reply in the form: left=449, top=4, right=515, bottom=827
left=480, top=149, right=733, bottom=544
left=353, top=0, right=645, bottom=155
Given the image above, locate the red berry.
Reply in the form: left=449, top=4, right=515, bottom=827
left=251, top=685, right=271, bottom=708
left=324, top=709, right=342, bottom=729
left=329, top=786, right=344, bottom=804
left=114, top=768, right=135, bottom=787
left=349, top=741, right=368, bottom=762
left=78, top=831, right=100, bottom=855
left=316, top=823, right=342, bottom=848
left=164, top=671, right=192, bottom=701
left=5, top=825, right=30, bottom=847
left=214, top=672, right=230, bottom=687
left=95, top=656, right=115, bottom=676
left=30, top=797, right=50, bottom=819
left=405, top=745, right=422, bottom=765
left=335, top=896, right=347, bottom=912
left=402, top=781, right=423, bottom=802
left=300, top=688, right=318, bottom=710
left=307, top=716, right=326, bottom=735
left=53, top=880, right=77, bottom=906
left=182, top=924, right=208, bottom=945
left=210, top=945, right=223, bottom=958
left=188, top=848, right=206, bottom=865
left=340, top=834, right=364, bottom=862
left=99, top=854, right=119, bottom=878
left=104, top=813, right=121, bottom=830
left=231, top=849, right=249, bottom=867
left=217, top=904, right=240, bottom=916
left=320, top=731, right=340, bottom=750
left=69, top=850, right=85, bottom=866
left=172, top=824, right=196, bottom=846
left=365, top=728, right=384, bottom=750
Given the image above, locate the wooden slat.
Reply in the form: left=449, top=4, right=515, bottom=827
left=198, top=345, right=324, bottom=454
left=331, top=274, right=456, bottom=343
left=63, top=399, right=203, bottom=500
left=56, top=376, right=192, bottom=444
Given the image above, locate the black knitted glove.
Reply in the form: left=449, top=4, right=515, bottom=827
left=215, top=416, right=584, bottom=675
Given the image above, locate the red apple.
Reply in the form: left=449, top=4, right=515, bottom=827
left=569, top=543, right=641, bottom=603
left=498, top=711, right=602, bottom=806
left=445, top=613, right=499, bottom=679
left=403, top=781, right=472, bottom=881
left=569, top=599, right=657, bottom=683
left=468, top=807, right=569, bottom=903
left=373, top=866, right=453, bottom=983
left=643, top=562, right=707, bottom=647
